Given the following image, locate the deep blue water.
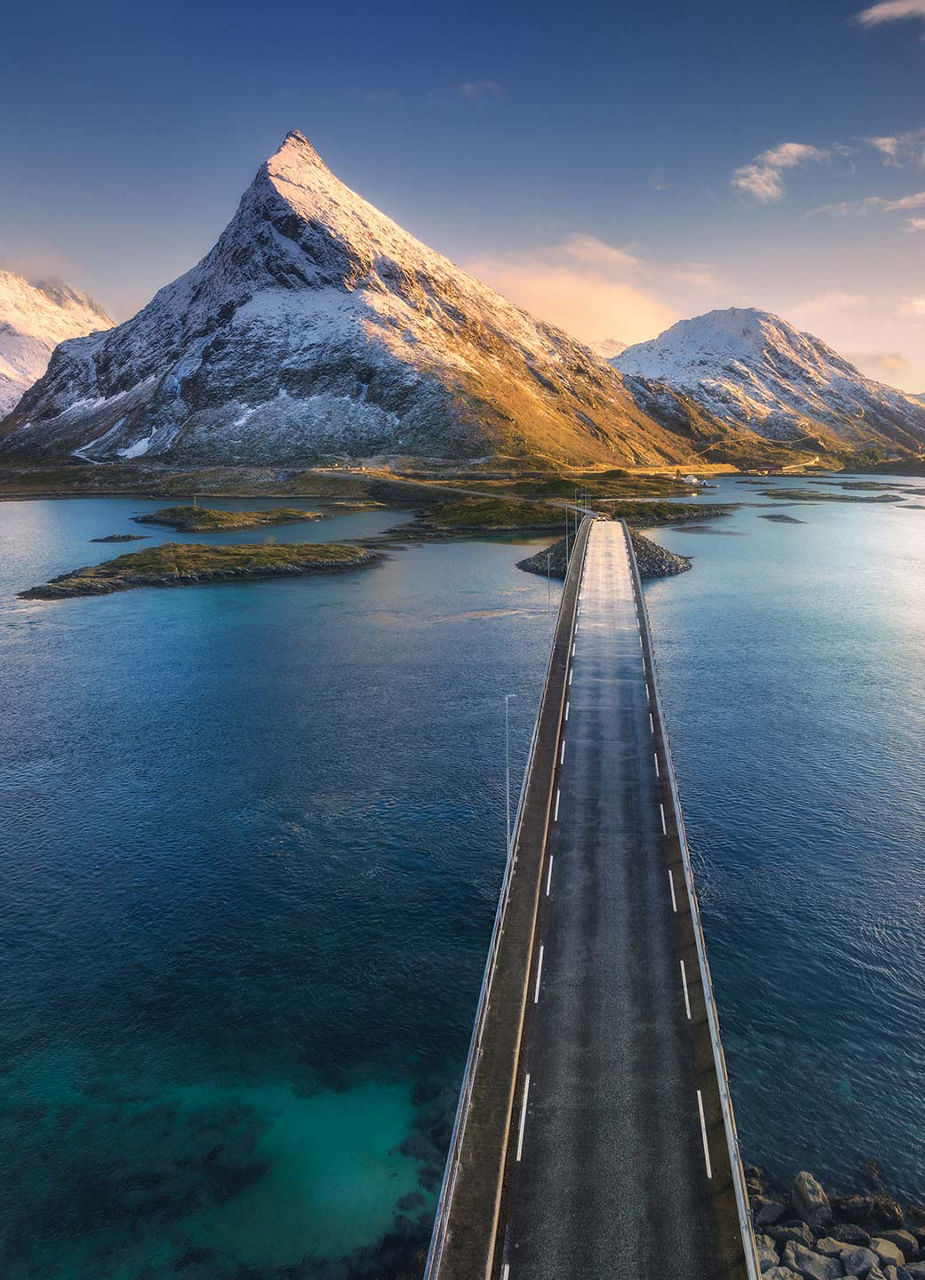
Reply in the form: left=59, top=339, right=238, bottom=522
left=0, top=480, right=922, bottom=1277
left=645, top=475, right=925, bottom=1200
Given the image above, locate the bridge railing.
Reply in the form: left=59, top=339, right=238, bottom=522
left=623, top=520, right=760, bottom=1280
left=423, top=516, right=592, bottom=1280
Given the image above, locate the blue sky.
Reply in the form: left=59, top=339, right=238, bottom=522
left=2, top=0, right=924, bottom=387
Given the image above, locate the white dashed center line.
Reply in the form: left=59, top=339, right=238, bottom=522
left=516, top=1075, right=531, bottom=1162
left=697, top=1090, right=713, bottom=1179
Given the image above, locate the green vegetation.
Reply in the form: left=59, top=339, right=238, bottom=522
left=503, top=469, right=690, bottom=500
left=424, top=497, right=565, bottom=530
left=598, top=500, right=734, bottom=526
left=19, top=541, right=379, bottom=600
left=134, top=505, right=324, bottom=531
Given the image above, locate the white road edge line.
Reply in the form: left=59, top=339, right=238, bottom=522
left=546, top=855, right=554, bottom=896
left=568, top=668, right=573, bottom=686
left=697, top=1089, right=713, bottom=1179
left=654, top=753, right=660, bottom=778
left=560, top=740, right=566, bottom=764
left=502, top=1266, right=510, bottom=1280
left=645, top=681, right=650, bottom=700
left=554, top=789, right=561, bottom=822
left=534, top=945, right=545, bottom=1004
left=660, top=803, right=667, bottom=836
left=668, top=868, right=678, bottom=913
left=516, top=1075, right=531, bottom=1162
left=680, top=960, right=692, bottom=1020
left=565, top=701, right=570, bottom=721
left=649, top=713, right=655, bottom=734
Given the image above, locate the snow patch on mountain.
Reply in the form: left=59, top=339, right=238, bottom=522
left=0, top=271, right=112, bottom=415
left=613, top=308, right=925, bottom=448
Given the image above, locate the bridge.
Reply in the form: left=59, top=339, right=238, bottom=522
left=425, top=517, right=759, bottom=1280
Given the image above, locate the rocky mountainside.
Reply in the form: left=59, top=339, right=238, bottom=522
left=0, top=271, right=112, bottom=416
left=0, top=133, right=698, bottom=468
left=612, top=308, right=925, bottom=451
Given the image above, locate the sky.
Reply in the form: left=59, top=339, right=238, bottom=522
left=2, top=0, right=924, bottom=389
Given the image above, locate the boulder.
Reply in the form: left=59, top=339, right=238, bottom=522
left=793, top=1172, right=833, bottom=1228
left=878, top=1232, right=919, bottom=1263
left=815, top=1239, right=847, bottom=1257
left=782, top=1241, right=844, bottom=1280
left=764, top=1270, right=802, bottom=1280
left=757, top=1203, right=789, bottom=1228
left=840, top=1247, right=883, bottom=1277
left=872, top=1241, right=907, bottom=1270
left=833, top=1227, right=874, bottom=1248
left=835, top=1197, right=905, bottom=1233
left=906, top=1267, right=925, bottom=1279
left=771, top=1224, right=817, bottom=1250
left=757, top=1237, right=781, bottom=1272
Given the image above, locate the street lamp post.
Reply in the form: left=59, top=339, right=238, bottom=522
left=505, top=693, right=516, bottom=855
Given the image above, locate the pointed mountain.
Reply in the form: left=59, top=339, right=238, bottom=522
left=0, top=132, right=694, bottom=467
left=612, top=308, right=925, bottom=451
left=0, top=271, right=112, bottom=416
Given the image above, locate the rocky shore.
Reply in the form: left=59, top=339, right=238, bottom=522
left=517, top=530, right=691, bottom=581
left=18, top=541, right=382, bottom=600
left=748, top=1168, right=925, bottom=1279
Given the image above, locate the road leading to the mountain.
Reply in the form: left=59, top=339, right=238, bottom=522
left=497, top=520, right=746, bottom=1280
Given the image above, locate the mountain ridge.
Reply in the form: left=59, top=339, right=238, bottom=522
left=612, top=307, right=925, bottom=451
left=0, top=132, right=697, bottom=468
left=0, top=271, right=112, bottom=416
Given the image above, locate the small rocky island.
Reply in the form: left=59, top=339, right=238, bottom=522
left=133, top=504, right=325, bottom=532
left=19, top=541, right=381, bottom=600
left=748, top=1167, right=925, bottom=1279
left=518, top=531, right=691, bottom=581
left=90, top=533, right=150, bottom=543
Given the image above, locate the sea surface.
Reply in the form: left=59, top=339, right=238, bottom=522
left=0, top=478, right=922, bottom=1277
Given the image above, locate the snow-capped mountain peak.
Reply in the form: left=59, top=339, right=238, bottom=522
left=0, top=271, right=112, bottom=415
left=613, top=307, right=925, bottom=449
left=0, top=131, right=691, bottom=467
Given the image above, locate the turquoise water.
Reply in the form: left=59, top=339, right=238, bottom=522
left=0, top=479, right=923, bottom=1277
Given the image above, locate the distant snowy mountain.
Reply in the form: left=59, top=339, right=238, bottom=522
left=0, top=272, right=111, bottom=416
left=590, top=337, right=628, bottom=360
left=0, top=132, right=694, bottom=467
left=612, top=308, right=925, bottom=451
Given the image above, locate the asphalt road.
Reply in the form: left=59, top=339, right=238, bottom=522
left=498, top=521, right=720, bottom=1280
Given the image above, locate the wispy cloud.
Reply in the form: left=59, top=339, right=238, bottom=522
left=812, top=189, right=925, bottom=216
left=868, top=129, right=925, bottom=165
left=731, top=142, right=830, bottom=203
left=906, top=215, right=925, bottom=230
left=794, top=290, right=869, bottom=316
left=456, top=81, right=501, bottom=102
left=901, top=295, right=925, bottom=316
left=855, top=0, right=925, bottom=25
left=845, top=350, right=910, bottom=378
left=465, top=234, right=724, bottom=348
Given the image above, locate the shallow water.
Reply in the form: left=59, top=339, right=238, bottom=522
left=0, top=479, right=923, bottom=1277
